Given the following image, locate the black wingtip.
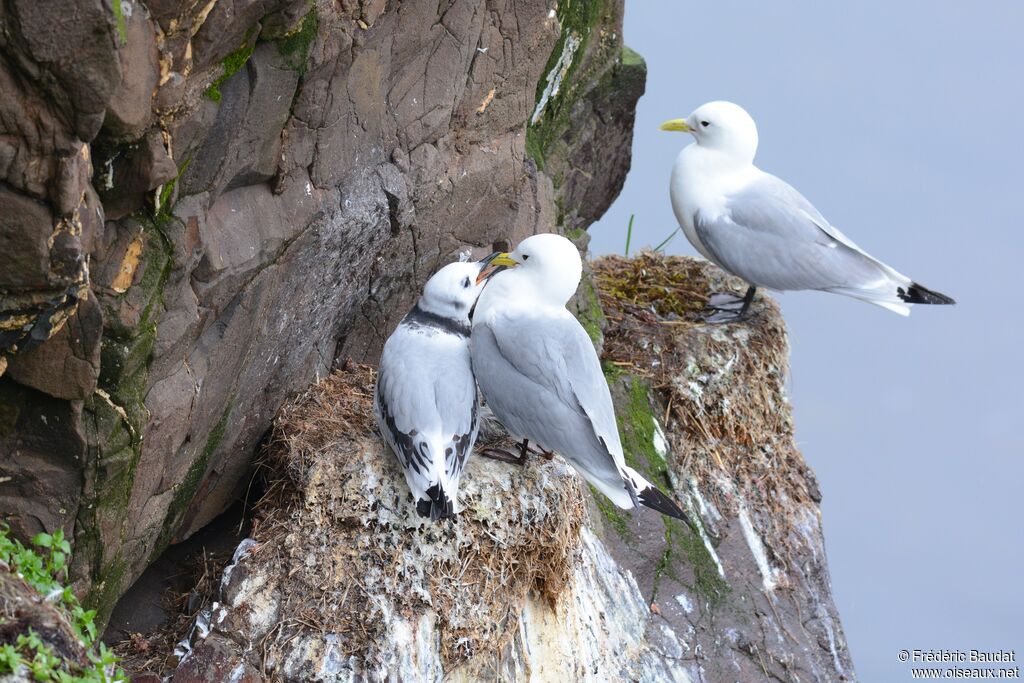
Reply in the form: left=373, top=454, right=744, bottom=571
left=638, top=486, right=698, bottom=532
left=416, top=484, right=456, bottom=521
left=898, top=283, right=956, bottom=305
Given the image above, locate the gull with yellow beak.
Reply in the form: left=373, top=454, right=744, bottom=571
left=472, top=234, right=695, bottom=527
left=660, top=101, right=954, bottom=320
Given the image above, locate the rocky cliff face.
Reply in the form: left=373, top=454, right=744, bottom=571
left=161, top=255, right=854, bottom=683
left=0, top=0, right=643, bottom=621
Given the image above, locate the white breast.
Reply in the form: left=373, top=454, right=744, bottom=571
left=669, top=144, right=761, bottom=264
left=670, top=148, right=717, bottom=262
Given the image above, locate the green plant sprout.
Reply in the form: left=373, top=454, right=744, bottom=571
left=653, top=226, right=680, bottom=252
left=0, top=525, right=125, bottom=682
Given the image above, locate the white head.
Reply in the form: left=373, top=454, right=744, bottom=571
left=477, top=233, right=582, bottom=307
left=418, top=260, right=487, bottom=321
left=660, top=101, right=759, bottom=165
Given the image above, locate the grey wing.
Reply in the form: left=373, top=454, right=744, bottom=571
left=432, top=365, right=479, bottom=485
left=696, top=173, right=897, bottom=292
left=374, top=360, right=436, bottom=492
left=374, top=330, right=478, bottom=496
left=473, top=311, right=624, bottom=470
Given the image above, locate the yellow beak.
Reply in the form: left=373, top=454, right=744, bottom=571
left=659, top=118, right=694, bottom=132
left=476, top=252, right=520, bottom=284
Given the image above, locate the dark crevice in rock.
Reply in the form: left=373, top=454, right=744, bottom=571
left=100, top=499, right=253, bottom=664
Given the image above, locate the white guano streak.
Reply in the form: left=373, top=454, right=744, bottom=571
left=530, top=34, right=581, bottom=125
left=737, top=501, right=782, bottom=591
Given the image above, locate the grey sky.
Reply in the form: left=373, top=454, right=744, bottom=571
left=590, top=1, right=1024, bottom=678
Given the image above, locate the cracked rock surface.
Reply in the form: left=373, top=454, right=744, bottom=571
left=0, top=0, right=643, bottom=621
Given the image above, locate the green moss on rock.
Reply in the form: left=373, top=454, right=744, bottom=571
left=277, top=9, right=318, bottom=74
left=204, top=37, right=257, bottom=103
left=83, top=553, right=129, bottom=623
left=526, top=0, right=609, bottom=169
left=677, top=519, right=730, bottom=605
left=155, top=156, right=190, bottom=220
left=150, top=397, right=234, bottom=562
left=621, top=44, right=643, bottom=67
left=78, top=222, right=175, bottom=626
left=616, top=376, right=668, bottom=483
left=608, top=372, right=730, bottom=605
left=574, top=274, right=607, bottom=345
left=111, top=0, right=127, bottom=45
left=601, top=360, right=623, bottom=384
left=652, top=515, right=729, bottom=605
left=590, top=484, right=631, bottom=539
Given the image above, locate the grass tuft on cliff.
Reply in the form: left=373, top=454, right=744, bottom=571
left=0, top=525, right=125, bottom=682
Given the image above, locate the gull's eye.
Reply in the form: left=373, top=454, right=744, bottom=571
left=700, top=120, right=710, bottom=128
left=462, top=277, right=471, bottom=288
left=522, top=254, right=530, bottom=261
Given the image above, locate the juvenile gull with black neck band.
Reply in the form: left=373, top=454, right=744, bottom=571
left=374, top=258, right=488, bottom=520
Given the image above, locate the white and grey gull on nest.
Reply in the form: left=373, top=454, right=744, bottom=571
left=472, top=234, right=696, bottom=528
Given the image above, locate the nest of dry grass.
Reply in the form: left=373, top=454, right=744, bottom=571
left=593, top=252, right=820, bottom=565
left=226, top=364, right=585, bottom=674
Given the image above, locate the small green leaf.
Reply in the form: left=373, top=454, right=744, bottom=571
left=0, top=644, right=19, bottom=672
left=31, top=532, right=53, bottom=549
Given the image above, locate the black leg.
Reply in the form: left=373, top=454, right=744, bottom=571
left=480, top=448, right=525, bottom=464
left=521, top=439, right=554, bottom=461
left=518, top=438, right=530, bottom=463
left=702, top=285, right=757, bottom=323
left=736, top=285, right=757, bottom=318
left=480, top=439, right=531, bottom=467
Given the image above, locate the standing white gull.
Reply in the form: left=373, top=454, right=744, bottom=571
left=660, top=101, right=954, bottom=320
left=374, top=259, right=487, bottom=520
left=472, top=234, right=694, bottom=526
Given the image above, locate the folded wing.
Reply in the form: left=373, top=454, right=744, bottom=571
left=695, top=173, right=910, bottom=308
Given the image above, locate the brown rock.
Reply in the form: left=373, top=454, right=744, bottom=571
left=130, top=674, right=163, bottom=683
left=190, top=0, right=272, bottom=73
left=178, top=42, right=300, bottom=198
left=98, top=130, right=177, bottom=220
left=53, top=142, right=94, bottom=217
left=555, top=47, right=647, bottom=232
left=5, top=294, right=101, bottom=400
left=0, top=0, right=646, bottom=633
left=0, top=378, right=84, bottom=541
left=6, top=0, right=121, bottom=140
left=0, top=187, right=53, bottom=291
left=105, top=3, right=159, bottom=141
left=171, top=633, right=263, bottom=683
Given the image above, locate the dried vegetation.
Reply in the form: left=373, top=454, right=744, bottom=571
left=593, top=253, right=820, bottom=566
left=233, top=364, right=586, bottom=672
